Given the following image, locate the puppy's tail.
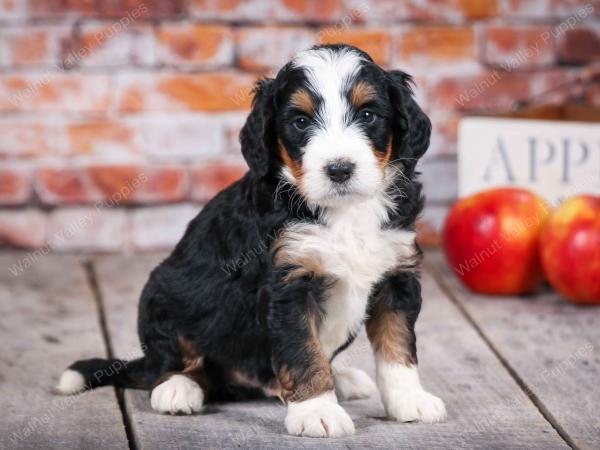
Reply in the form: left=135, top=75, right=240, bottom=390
left=55, top=357, right=148, bottom=395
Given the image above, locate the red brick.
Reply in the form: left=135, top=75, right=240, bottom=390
left=483, top=25, right=556, bottom=69
left=0, top=26, right=75, bottom=68
left=100, top=0, right=183, bottom=18
left=190, top=162, right=247, bottom=203
left=0, top=167, right=31, bottom=205
left=130, top=204, right=198, bottom=250
left=0, top=209, right=47, bottom=249
left=77, top=23, right=155, bottom=67
left=35, top=167, right=96, bottom=204
left=100, top=0, right=152, bottom=18
left=191, top=0, right=343, bottom=22
left=276, top=0, right=343, bottom=22
left=35, top=165, right=188, bottom=205
left=236, top=27, right=315, bottom=72
left=501, top=0, right=598, bottom=19
left=360, top=0, right=498, bottom=22
left=557, top=24, right=600, bottom=64
left=0, top=118, right=65, bottom=157
left=318, top=28, right=392, bottom=66
left=115, top=72, right=254, bottom=112
left=140, top=114, right=226, bottom=161
left=30, top=0, right=101, bottom=18
left=86, top=165, right=143, bottom=202
left=67, top=120, right=140, bottom=155
left=396, top=26, right=476, bottom=69
left=0, top=74, right=111, bottom=112
left=88, top=165, right=188, bottom=203
left=47, top=207, right=126, bottom=252
left=157, top=24, right=233, bottom=68
left=429, top=70, right=572, bottom=112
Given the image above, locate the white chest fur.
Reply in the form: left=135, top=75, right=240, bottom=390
left=278, top=197, right=417, bottom=358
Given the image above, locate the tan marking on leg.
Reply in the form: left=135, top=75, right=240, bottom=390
left=278, top=311, right=334, bottom=403
left=366, top=303, right=416, bottom=366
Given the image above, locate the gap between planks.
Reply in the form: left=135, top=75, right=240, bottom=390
left=84, top=260, right=139, bottom=450
left=424, top=259, right=578, bottom=450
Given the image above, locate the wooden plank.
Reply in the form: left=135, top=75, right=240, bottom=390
left=95, top=253, right=568, bottom=449
left=0, top=253, right=129, bottom=450
left=428, top=250, right=600, bottom=450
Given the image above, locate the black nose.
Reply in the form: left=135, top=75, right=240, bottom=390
left=325, top=159, right=355, bottom=183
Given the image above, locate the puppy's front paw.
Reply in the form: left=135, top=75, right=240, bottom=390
left=285, top=391, right=355, bottom=438
left=150, top=374, right=204, bottom=415
left=385, top=389, right=446, bottom=423
left=333, top=366, right=377, bottom=401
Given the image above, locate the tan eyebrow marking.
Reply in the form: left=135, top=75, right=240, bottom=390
left=289, top=89, right=314, bottom=115
left=350, top=81, right=377, bottom=108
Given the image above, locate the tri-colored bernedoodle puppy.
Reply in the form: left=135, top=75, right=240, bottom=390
left=57, top=44, right=446, bottom=438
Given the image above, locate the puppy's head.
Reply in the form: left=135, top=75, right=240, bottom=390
left=240, top=44, right=430, bottom=209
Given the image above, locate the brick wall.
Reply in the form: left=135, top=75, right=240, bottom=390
left=0, top=0, right=598, bottom=252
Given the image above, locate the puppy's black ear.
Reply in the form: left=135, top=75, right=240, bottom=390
left=240, top=78, right=276, bottom=178
left=387, top=70, right=431, bottom=175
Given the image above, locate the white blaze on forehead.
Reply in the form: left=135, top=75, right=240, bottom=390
left=292, top=47, right=364, bottom=128
left=287, top=47, right=382, bottom=208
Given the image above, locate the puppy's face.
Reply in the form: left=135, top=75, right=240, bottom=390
left=276, top=47, right=394, bottom=208
left=240, top=45, right=430, bottom=209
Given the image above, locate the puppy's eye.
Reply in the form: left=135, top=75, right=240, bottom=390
left=292, top=116, right=310, bottom=131
left=359, top=110, right=378, bottom=125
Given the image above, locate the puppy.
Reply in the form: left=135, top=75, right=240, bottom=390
left=57, top=44, right=446, bottom=438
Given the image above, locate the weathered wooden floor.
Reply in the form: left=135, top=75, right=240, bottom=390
left=1, top=251, right=598, bottom=450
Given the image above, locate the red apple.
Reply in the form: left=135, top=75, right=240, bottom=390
left=443, top=188, right=550, bottom=295
left=540, top=195, right=600, bottom=305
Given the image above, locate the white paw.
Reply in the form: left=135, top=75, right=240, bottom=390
left=55, top=369, right=86, bottom=395
left=285, top=391, right=355, bottom=438
left=333, top=366, right=377, bottom=401
left=385, top=389, right=446, bottom=423
left=150, top=374, right=204, bottom=415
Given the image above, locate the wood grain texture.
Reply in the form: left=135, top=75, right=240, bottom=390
left=0, top=253, right=128, bottom=450
left=428, top=250, right=600, bottom=450
left=94, top=253, right=568, bottom=449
